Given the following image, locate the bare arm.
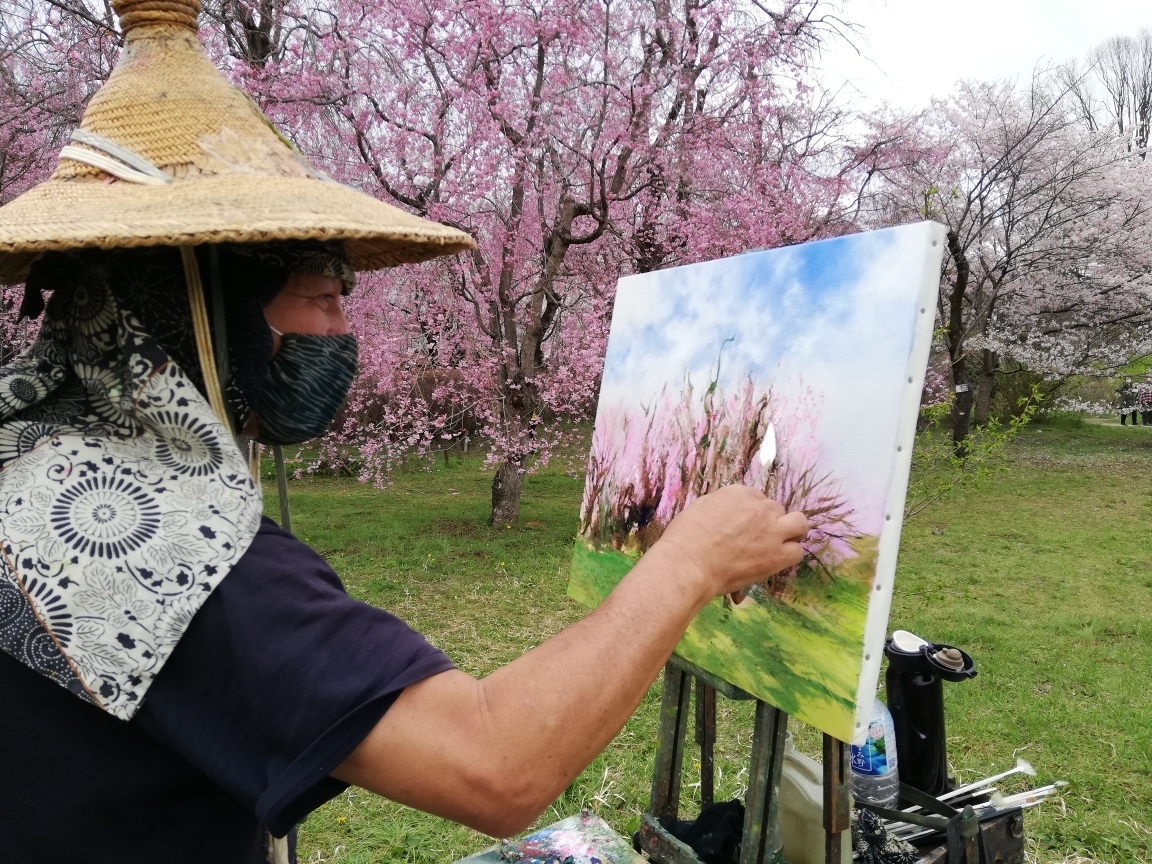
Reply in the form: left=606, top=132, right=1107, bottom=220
left=332, top=485, right=809, bottom=837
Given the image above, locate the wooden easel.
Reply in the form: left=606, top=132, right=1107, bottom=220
left=635, top=656, right=851, bottom=864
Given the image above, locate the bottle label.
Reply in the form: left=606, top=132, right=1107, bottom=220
left=851, top=718, right=898, bottom=776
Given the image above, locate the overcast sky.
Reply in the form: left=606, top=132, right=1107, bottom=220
left=816, top=0, right=1152, bottom=110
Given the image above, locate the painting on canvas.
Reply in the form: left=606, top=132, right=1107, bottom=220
left=568, top=221, right=945, bottom=742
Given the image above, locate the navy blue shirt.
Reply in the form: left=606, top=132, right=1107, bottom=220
left=0, top=518, right=455, bottom=863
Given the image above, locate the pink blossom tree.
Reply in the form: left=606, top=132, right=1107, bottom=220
left=579, top=373, right=857, bottom=598
left=0, top=0, right=118, bottom=202
left=239, top=0, right=904, bottom=523
left=2, top=0, right=907, bottom=524
left=0, top=0, right=119, bottom=359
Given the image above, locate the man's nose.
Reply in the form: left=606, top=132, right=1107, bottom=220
left=330, top=306, right=351, bottom=336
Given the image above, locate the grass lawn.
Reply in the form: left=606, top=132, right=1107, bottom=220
left=279, top=419, right=1152, bottom=864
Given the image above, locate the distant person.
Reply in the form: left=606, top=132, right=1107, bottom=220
left=1139, top=375, right=1152, bottom=426
left=1116, top=377, right=1139, bottom=425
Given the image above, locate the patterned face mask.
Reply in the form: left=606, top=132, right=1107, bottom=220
left=252, top=328, right=359, bottom=446
left=215, top=241, right=356, bottom=435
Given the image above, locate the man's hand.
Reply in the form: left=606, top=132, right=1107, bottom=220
left=334, top=486, right=808, bottom=838
left=650, top=485, right=810, bottom=605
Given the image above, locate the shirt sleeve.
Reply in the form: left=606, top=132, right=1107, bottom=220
left=134, top=517, right=456, bottom=837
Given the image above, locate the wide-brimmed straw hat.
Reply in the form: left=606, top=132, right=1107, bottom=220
left=0, top=0, right=474, bottom=285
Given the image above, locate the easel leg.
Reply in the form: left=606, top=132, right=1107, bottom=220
left=651, top=663, right=694, bottom=827
left=822, top=734, right=851, bottom=864
left=740, top=702, right=788, bottom=864
left=695, top=678, right=716, bottom=809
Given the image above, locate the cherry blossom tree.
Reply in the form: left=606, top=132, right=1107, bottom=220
left=0, top=0, right=120, bottom=360
left=878, top=75, right=1152, bottom=451
left=0, top=0, right=119, bottom=200
left=1, top=0, right=906, bottom=523
left=235, top=0, right=888, bottom=523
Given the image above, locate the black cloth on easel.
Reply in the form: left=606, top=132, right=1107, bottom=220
left=669, top=799, right=746, bottom=864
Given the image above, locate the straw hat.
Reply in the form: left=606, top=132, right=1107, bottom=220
left=0, top=0, right=474, bottom=285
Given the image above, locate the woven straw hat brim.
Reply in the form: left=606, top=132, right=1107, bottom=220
left=0, top=174, right=473, bottom=285
left=0, top=0, right=474, bottom=285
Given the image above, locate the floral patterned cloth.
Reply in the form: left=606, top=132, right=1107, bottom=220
left=0, top=250, right=263, bottom=718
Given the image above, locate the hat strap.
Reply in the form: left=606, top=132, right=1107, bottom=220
left=57, top=130, right=234, bottom=435
left=179, top=247, right=233, bottom=431
left=59, top=130, right=172, bottom=186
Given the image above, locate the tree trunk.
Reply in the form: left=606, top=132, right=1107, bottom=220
left=490, top=459, right=524, bottom=526
left=972, top=349, right=998, bottom=427
left=951, top=361, right=974, bottom=455
left=945, top=230, right=972, bottom=457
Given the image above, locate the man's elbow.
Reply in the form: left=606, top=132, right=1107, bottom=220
left=467, top=807, right=540, bottom=840
left=461, top=769, right=558, bottom=839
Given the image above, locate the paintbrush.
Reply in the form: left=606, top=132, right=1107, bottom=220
left=886, top=781, right=1065, bottom=841
left=887, top=758, right=1039, bottom=826
left=890, top=794, right=1057, bottom=846
left=889, top=757, right=1037, bottom=819
left=939, top=758, right=1036, bottom=801
left=731, top=422, right=777, bottom=605
left=994, top=781, right=1067, bottom=807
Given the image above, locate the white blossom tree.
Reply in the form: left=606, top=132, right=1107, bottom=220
left=879, top=74, right=1152, bottom=449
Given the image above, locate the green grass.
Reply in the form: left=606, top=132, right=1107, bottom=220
left=279, top=422, right=1152, bottom=864
left=891, top=420, right=1152, bottom=862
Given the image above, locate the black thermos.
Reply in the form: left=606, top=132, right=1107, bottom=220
left=884, top=630, right=977, bottom=796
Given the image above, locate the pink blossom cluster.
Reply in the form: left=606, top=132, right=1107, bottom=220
left=920, top=359, right=951, bottom=407
left=581, top=375, right=859, bottom=596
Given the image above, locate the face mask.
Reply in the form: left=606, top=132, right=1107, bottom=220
left=250, top=328, right=359, bottom=445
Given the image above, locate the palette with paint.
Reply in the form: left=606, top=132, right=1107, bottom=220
left=454, top=812, right=645, bottom=864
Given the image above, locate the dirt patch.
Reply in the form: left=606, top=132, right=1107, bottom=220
left=434, top=518, right=485, bottom=538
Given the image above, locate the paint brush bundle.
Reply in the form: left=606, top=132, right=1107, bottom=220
left=880, top=776, right=1066, bottom=848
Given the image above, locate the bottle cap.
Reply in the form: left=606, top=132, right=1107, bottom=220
left=932, top=647, right=965, bottom=670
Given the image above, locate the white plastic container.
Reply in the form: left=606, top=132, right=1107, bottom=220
left=779, top=735, right=851, bottom=864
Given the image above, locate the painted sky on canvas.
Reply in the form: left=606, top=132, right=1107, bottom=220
left=599, top=226, right=930, bottom=535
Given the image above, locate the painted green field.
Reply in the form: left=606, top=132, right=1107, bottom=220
left=569, top=538, right=873, bottom=741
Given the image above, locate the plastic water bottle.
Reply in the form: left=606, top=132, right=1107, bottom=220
left=850, top=697, right=900, bottom=809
